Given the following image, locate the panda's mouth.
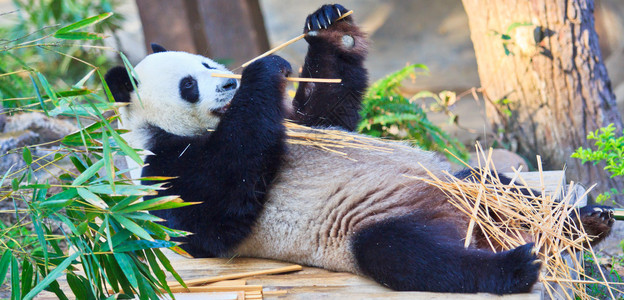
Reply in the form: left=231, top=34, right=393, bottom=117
left=211, top=103, right=231, bottom=117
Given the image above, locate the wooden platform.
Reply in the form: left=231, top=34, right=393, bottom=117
left=163, top=256, right=542, bottom=300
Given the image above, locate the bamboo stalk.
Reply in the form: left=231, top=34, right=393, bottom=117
left=167, top=265, right=302, bottom=287
left=162, top=285, right=262, bottom=293
left=240, top=10, right=353, bottom=68
left=211, top=73, right=341, bottom=83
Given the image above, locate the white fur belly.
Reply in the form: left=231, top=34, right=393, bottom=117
left=234, top=139, right=452, bottom=273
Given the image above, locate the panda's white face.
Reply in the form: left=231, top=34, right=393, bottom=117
left=122, top=51, right=237, bottom=141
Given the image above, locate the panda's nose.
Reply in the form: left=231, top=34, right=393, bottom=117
left=220, top=78, right=238, bottom=91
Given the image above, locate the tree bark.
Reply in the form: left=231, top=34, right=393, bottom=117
left=135, top=0, right=269, bottom=67
left=462, top=0, right=624, bottom=203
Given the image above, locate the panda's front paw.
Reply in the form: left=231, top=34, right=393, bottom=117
left=304, top=4, right=351, bottom=33
left=242, top=55, right=292, bottom=82
left=494, top=243, right=541, bottom=294
left=578, top=205, right=614, bottom=245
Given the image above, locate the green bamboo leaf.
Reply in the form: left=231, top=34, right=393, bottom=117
left=29, top=75, right=50, bottom=116
left=112, top=214, right=153, bottom=241
left=55, top=12, right=113, bottom=34
left=99, top=229, right=132, bottom=252
left=77, top=187, right=108, bottom=209
left=46, top=88, right=92, bottom=100
left=102, top=129, right=115, bottom=191
left=111, top=132, right=143, bottom=165
left=66, top=273, right=88, bottom=300
left=137, top=274, right=160, bottom=299
left=31, top=212, right=49, bottom=271
left=87, top=184, right=160, bottom=196
left=23, top=252, right=80, bottom=300
left=11, top=256, right=20, bottom=300
left=40, top=277, right=68, bottom=300
left=22, top=147, right=32, bottom=165
left=0, top=250, right=12, bottom=286
left=154, top=248, right=186, bottom=288
left=115, top=195, right=190, bottom=213
left=54, top=32, right=107, bottom=40
left=101, top=254, right=120, bottom=294
left=121, top=212, right=163, bottom=222
left=97, top=69, right=116, bottom=103
left=145, top=249, right=172, bottom=297
left=114, top=240, right=176, bottom=253
left=36, top=72, right=58, bottom=105
left=20, top=260, right=34, bottom=297
left=72, top=159, right=105, bottom=186
left=113, top=253, right=138, bottom=287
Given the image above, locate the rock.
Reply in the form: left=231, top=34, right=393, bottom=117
left=0, top=103, right=5, bottom=132
left=0, top=113, right=78, bottom=179
left=3, top=112, right=78, bottom=144
left=450, top=148, right=529, bottom=173
left=471, top=149, right=528, bottom=172
left=0, top=130, right=39, bottom=175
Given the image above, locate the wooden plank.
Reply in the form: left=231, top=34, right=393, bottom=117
left=163, top=256, right=540, bottom=300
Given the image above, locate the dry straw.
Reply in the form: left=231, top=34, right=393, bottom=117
left=283, top=121, right=395, bottom=159
left=411, top=144, right=621, bottom=299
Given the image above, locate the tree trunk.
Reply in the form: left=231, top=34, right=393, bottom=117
left=135, top=0, right=269, bottom=67
left=461, top=0, right=624, bottom=203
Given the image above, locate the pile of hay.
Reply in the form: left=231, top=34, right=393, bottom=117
left=414, top=145, right=621, bottom=299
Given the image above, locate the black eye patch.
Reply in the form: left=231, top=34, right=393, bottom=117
left=202, top=62, right=216, bottom=70
left=179, top=76, right=199, bottom=103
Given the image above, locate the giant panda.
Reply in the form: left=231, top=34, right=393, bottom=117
left=104, top=4, right=615, bottom=294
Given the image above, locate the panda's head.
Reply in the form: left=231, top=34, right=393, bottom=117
left=105, top=44, right=238, bottom=147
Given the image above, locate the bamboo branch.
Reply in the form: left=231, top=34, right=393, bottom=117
left=239, top=10, right=353, bottom=68
left=211, top=73, right=341, bottom=83
left=167, top=265, right=303, bottom=287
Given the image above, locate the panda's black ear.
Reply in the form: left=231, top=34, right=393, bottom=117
left=151, top=43, right=167, bottom=53
left=104, top=66, right=136, bottom=103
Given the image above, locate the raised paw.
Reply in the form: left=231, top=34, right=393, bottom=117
left=304, top=4, right=351, bottom=33
left=492, top=243, right=541, bottom=294
left=577, top=205, right=614, bottom=245
left=243, top=55, right=292, bottom=81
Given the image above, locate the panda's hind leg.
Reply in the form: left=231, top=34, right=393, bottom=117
left=352, top=214, right=541, bottom=294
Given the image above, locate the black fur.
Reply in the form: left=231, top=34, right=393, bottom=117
left=292, top=4, right=368, bottom=131
left=143, top=55, right=291, bottom=257
left=151, top=43, right=167, bottom=53
left=104, top=66, right=135, bottom=103
left=352, top=214, right=541, bottom=294
left=219, top=78, right=238, bottom=92
left=179, top=76, right=199, bottom=103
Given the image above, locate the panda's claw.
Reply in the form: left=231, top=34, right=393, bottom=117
left=304, top=4, right=352, bottom=33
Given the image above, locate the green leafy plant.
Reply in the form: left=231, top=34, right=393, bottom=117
left=1, top=13, right=191, bottom=299
left=1, top=0, right=123, bottom=109
left=358, top=64, right=468, bottom=163
left=572, top=123, right=624, bottom=203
